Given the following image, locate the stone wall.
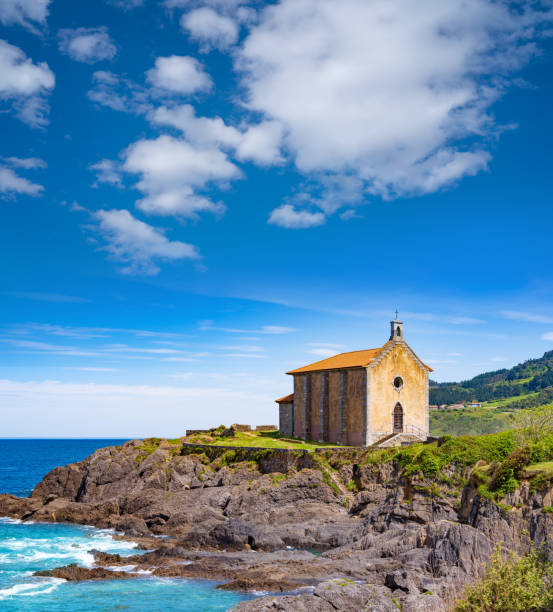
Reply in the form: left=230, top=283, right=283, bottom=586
left=278, top=402, right=294, bottom=436
left=293, top=374, right=306, bottom=438
left=343, top=369, right=366, bottom=446
left=309, top=372, right=323, bottom=442
left=328, top=371, right=341, bottom=443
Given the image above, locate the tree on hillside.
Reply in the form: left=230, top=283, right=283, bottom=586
left=514, top=404, right=553, bottom=445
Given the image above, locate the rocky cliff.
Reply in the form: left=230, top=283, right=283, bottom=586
left=1, top=437, right=552, bottom=611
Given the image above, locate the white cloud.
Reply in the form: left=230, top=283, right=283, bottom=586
left=9, top=322, right=188, bottom=339
left=261, top=326, right=295, bottom=334
left=0, top=156, right=45, bottom=198
left=59, top=27, right=117, bottom=64
left=90, top=159, right=123, bottom=187
left=235, top=120, right=283, bottom=165
left=181, top=7, right=239, bottom=50
left=502, top=310, right=553, bottom=324
left=2, top=338, right=103, bottom=357
left=308, top=348, right=337, bottom=357
left=165, top=0, right=250, bottom=9
left=543, top=333, right=553, bottom=341
left=150, top=104, right=283, bottom=165
left=0, top=39, right=55, bottom=128
left=0, top=166, right=43, bottom=197
left=268, top=204, right=325, bottom=229
left=108, top=0, right=144, bottom=8
left=88, top=71, right=152, bottom=114
left=222, top=345, right=263, bottom=352
left=223, top=353, right=264, bottom=358
left=448, top=316, right=485, bottom=325
left=199, top=322, right=296, bottom=334
left=146, top=55, right=212, bottom=95
left=151, top=104, right=241, bottom=146
left=92, top=208, right=200, bottom=275
left=491, top=356, right=506, bottom=362
left=122, top=134, right=240, bottom=217
left=239, top=0, right=552, bottom=217
left=66, top=367, right=120, bottom=372
left=3, top=156, right=46, bottom=169
left=4, top=292, right=89, bottom=303
left=0, top=0, right=50, bottom=32
left=339, top=209, right=361, bottom=221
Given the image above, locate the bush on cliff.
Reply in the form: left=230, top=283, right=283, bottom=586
left=455, top=547, right=553, bottom=612
left=377, top=430, right=517, bottom=477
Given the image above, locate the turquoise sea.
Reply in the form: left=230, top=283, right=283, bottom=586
left=0, top=439, right=253, bottom=611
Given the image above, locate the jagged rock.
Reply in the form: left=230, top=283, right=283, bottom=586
left=232, top=594, right=334, bottom=611
left=34, top=563, right=131, bottom=581
left=402, top=594, right=447, bottom=612
left=314, top=579, right=398, bottom=611
left=385, top=569, right=419, bottom=594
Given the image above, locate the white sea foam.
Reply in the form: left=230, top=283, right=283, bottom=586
left=0, top=517, right=21, bottom=524
left=0, top=578, right=65, bottom=600
left=106, top=564, right=136, bottom=572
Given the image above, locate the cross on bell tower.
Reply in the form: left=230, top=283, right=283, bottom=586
left=390, top=310, right=404, bottom=341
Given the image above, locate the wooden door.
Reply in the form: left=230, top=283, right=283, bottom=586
left=393, top=403, right=403, bottom=433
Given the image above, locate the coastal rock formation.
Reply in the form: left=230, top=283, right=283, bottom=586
left=1, top=439, right=552, bottom=610
left=34, top=563, right=132, bottom=581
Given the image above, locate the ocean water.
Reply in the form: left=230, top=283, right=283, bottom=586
left=0, top=439, right=253, bottom=611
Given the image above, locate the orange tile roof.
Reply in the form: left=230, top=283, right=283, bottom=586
left=275, top=393, right=294, bottom=403
left=286, top=348, right=383, bottom=374
left=287, top=346, right=433, bottom=374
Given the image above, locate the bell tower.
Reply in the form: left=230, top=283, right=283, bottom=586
left=390, top=310, right=404, bottom=341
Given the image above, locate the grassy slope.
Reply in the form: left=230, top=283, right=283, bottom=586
left=184, top=430, right=347, bottom=451
left=430, top=406, right=515, bottom=437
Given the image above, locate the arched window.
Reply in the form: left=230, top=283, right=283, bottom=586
left=396, top=327, right=401, bottom=337
left=393, top=403, right=403, bottom=433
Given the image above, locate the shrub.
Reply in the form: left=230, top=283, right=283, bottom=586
left=455, top=547, right=553, bottom=612
left=488, top=446, right=533, bottom=496
left=515, top=404, right=553, bottom=446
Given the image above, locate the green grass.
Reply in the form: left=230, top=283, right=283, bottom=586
left=524, top=461, right=553, bottom=475
left=185, top=430, right=348, bottom=451
left=430, top=406, right=514, bottom=437
left=484, top=391, right=540, bottom=408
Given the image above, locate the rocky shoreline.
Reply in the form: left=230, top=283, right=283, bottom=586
left=2, top=437, right=552, bottom=611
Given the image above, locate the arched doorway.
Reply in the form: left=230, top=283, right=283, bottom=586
left=393, top=403, right=403, bottom=433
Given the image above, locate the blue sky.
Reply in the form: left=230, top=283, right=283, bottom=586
left=1, top=0, right=553, bottom=437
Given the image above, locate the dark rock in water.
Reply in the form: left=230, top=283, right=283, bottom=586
left=90, top=551, right=124, bottom=565
left=34, top=563, right=132, bottom=581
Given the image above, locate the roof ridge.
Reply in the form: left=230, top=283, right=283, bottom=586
left=335, top=347, right=381, bottom=355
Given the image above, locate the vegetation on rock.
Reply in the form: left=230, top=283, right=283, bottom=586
left=455, top=547, right=553, bottom=612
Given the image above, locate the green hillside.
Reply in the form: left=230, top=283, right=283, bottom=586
left=429, top=350, right=553, bottom=436
left=430, top=350, right=553, bottom=408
